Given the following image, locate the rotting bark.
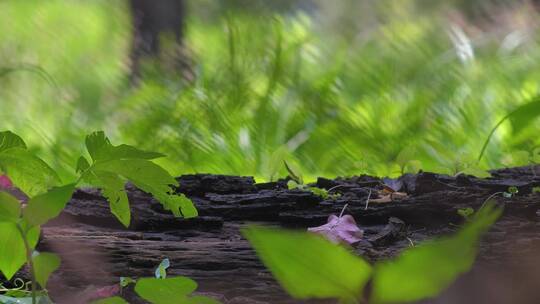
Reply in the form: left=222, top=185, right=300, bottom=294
left=5, top=166, right=540, bottom=303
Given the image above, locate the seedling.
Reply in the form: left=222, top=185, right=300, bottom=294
left=457, top=207, right=474, bottom=220
left=284, top=161, right=340, bottom=199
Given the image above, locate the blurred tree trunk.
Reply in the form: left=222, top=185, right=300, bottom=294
left=129, top=0, right=189, bottom=80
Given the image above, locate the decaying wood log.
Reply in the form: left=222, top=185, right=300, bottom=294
left=5, top=166, right=540, bottom=303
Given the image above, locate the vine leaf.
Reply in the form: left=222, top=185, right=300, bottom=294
left=32, top=252, right=61, bottom=288
left=243, top=226, right=372, bottom=302
left=80, top=131, right=197, bottom=227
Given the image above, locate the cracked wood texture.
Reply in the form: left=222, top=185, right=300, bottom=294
left=5, top=166, right=540, bottom=303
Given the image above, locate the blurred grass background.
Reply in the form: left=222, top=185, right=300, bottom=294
left=1, top=0, right=540, bottom=182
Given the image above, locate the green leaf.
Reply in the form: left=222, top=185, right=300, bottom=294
left=92, top=159, right=197, bottom=218
left=0, top=222, right=26, bottom=279
left=91, top=171, right=131, bottom=227
left=508, top=98, right=540, bottom=135
left=0, top=131, right=26, bottom=152
left=0, top=191, right=21, bottom=222
left=479, top=97, right=540, bottom=161
left=91, top=297, right=129, bottom=304
left=284, top=161, right=303, bottom=184
left=0, top=148, right=60, bottom=196
left=120, top=277, right=136, bottom=287
left=96, top=144, right=165, bottom=162
left=76, top=156, right=91, bottom=174
left=155, top=258, right=170, bottom=279
left=32, top=252, right=61, bottom=288
left=134, top=277, right=198, bottom=304
left=23, top=184, right=76, bottom=228
left=86, top=131, right=111, bottom=162
left=242, top=226, right=372, bottom=301
left=457, top=207, right=474, bottom=219
left=85, top=131, right=164, bottom=162
left=371, top=204, right=502, bottom=304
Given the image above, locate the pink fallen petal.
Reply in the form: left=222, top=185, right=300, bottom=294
left=0, top=175, right=13, bottom=189
left=308, top=214, right=364, bottom=245
left=93, top=284, right=121, bottom=299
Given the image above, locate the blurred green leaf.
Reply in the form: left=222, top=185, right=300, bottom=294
left=134, top=277, right=198, bottom=304
left=0, top=222, right=26, bottom=279
left=479, top=97, right=540, bottom=162
left=243, top=226, right=372, bottom=302
left=32, top=252, right=61, bottom=288
left=0, top=131, right=27, bottom=152
left=0, top=148, right=60, bottom=196
left=508, top=98, right=540, bottom=135
left=23, top=184, right=75, bottom=228
left=0, top=191, right=21, bottom=222
left=371, top=204, right=502, bottom=303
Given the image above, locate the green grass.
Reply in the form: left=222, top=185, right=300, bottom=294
left=1, top=0, right=539, bottom=182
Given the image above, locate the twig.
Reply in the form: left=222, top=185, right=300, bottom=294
left=480, top=191, right=503, bottom=209
left=406, top=237, right=415, bottom=247
left=364, top=189, right=372, bottom=210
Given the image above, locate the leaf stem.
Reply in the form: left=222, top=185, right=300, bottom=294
left=16, top=223, right=37, bottom=304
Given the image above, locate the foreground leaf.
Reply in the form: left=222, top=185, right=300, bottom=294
left=243, top=226, right=372, bottom=302
left=0, top=131, right=26, bottom=152
left=0, top=191, right=21, bottom=222
left=0, top=222, right=26, bottom=279
left=23, top=184, right=76, bottom=228
left=0, top=148, right=60, bottom=196
left=370, top=204, right=502, bottom=303
left=134, top=277, right=198, bottom=304
left=32, top=252, right=61, bottom=288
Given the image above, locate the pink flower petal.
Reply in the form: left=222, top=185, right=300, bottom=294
left=308, top=214, right=363, bottom=245
left=93, top=284, right=120, bottom=299
left=0, top=175, right=13, bottom=189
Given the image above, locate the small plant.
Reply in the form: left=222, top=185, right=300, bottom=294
left=93, top=259, right=221, bottom=304
left=285, top=161, right=340, bottom=200
left=0, top=130, right=199, bottom=304
left=457, top=207, right=474, bottom=220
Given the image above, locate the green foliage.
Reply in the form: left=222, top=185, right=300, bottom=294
left=0, top=222, right=29, bottom=280
left=0, top=148, right=60, bottom=197
left=0, top=131, right=27, bottom=151
left=244, top=204, right=501, bottom=303
left=0, top=131, right=201, bottom=304
left=22, top=184, right=75, bottom=228
left=134, top=277, right=198, bottom=304
left=478, top=97, right=540, bottom=162
left=243, top=226, right=373, bottom=302
left=371, top=204, right=501, bottom=303
left=457, top=207, right=474, bottom=219
left=0, top=192, right=22, bottom=222
left=32, top=252, right=61, bottom=288
left=78, top=131, right=197, bottom=227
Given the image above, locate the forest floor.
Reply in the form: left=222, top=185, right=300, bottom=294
left=24, top=166, right=540, bottom=303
